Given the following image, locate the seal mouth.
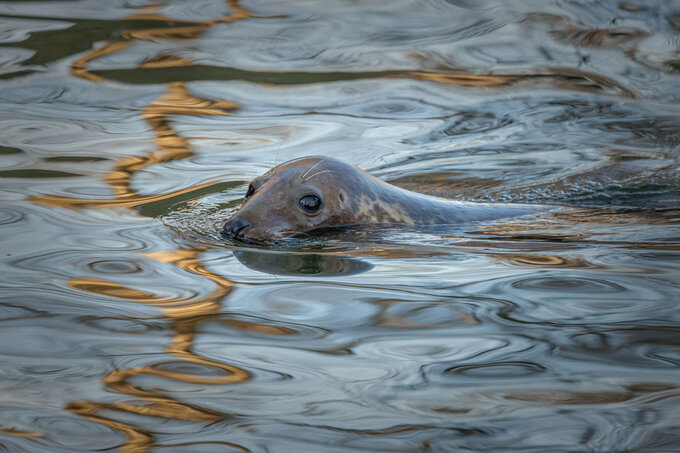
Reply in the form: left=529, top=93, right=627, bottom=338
left=219, top=223, right=360, bottom=247
left=219, top=227, right=280, bottom=246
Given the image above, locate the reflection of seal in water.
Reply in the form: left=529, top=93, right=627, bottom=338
left=233, top=250, right=373, bottom=276
left=221, top=156, right=545, bottom=244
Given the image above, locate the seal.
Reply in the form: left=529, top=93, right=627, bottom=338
left=221, top=156, right=544, bottom=244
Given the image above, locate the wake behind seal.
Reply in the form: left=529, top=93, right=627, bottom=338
left=220, top=156, right=545, bottom=244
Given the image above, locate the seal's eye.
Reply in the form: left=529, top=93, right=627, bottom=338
left=298, top=194, right=321, bottom=213
left=245, top=184, right=255, bottom=198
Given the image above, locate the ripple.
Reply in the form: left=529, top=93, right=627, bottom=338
left=0, top=17, right=73, bottom=44
left=62, top=227, right=151, bottom=251
left=443, top=361, right=546, bottom=378
left=0, top=206, right=24, bottom=226
left=471, top=270, right=676, bottom=326
left=441, top=111, right=514, bottom=137
left=160, top=188, right=240, bottom=247
left=1, top=0, right=680, bottom=451
left=225, top=284, right=381, bottom=329
left=567, top=327, right=680, bottom=368
left=233, top=250, right=373, bottom=276
left=80, top=316, right=168, bottom=334
left=13, top=249, right=162, bottom=282
left=87, top=259, right=143, bottom=274
left=156, top=1, right=232, bottom=22
left=0, top=408, right=119, bottom=452
left=334, top=97, right=449, bottom=120
left=354, top=335, right=509, bottom=362
left=194, top=1, right=499, bottom=73
left=0, top=119, right=92, bottom=150
left=152, top=360, right=242, bottom=381
left=511, top=276, right=625, bottom=293
left=0, top=324, right=86, bottom=358
left=0, top=47, right=34, bottom=76
left=0, top=303, right=37, bottom=320
left=377, top=299, right=475, bottom=328
left=197, top=341, right=394, bottom=386
left=31, top=413, right=121, bottom=451
left=201, top=313, right=330, bottom=342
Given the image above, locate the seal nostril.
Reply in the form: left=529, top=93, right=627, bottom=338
left=229, top=218, right=250, bottom=236
left=220, top=219, right=250, bottom=238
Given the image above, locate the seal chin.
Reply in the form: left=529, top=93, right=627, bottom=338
left=220, top=228, right=260, bottom=245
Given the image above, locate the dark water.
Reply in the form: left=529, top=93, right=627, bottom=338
left=1, top=0, right=680, bottom=451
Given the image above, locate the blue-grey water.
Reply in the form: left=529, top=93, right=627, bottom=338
left=1, top=1, right=679, bottom=451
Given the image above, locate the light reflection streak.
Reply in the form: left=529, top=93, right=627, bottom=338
left=28, top=1, right=255, bottom=450
left=31, top=82, right=238, bottom=209
left=0, top=426, right=44, bottom=439
left=66, top=248, right=253, bottom=451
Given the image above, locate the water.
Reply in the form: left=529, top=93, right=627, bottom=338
left=1, top=0, right=679, bottom=451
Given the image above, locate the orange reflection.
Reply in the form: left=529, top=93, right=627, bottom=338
left=70, top=278, right=169, bottom=302
left=139, top=54, right=195, bottom=69
left=221, top=319, right=297, bottom=336
left=44, top=2, right=256, bottom=450
left=67, top=248, right=251, bottom=451
left=66, top=401, right=154, bottom=453
left=393, top=68, right=637, bottom=96
left=72, top=41, right=133, bottom=82
left=0, top=426, right=44, bottom=439
left=31, top=82, right=238, bottom=209
left=506, top=254, right=566, bottom=266
left=127, top=0, right=251, bottom=24
left=392, top=71, right=522, bottom=87
left=71, top=0, right=252, bottom=82
left=32, top=0, right=248, bottom=210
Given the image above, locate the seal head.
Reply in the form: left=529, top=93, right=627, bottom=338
left=221, top=157, right=366, bottom=244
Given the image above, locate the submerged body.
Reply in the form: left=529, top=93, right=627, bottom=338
left=221, top=156, right=544, bottom=244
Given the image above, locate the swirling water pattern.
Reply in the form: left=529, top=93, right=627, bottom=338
left=0, top=0, right=679, bottom=451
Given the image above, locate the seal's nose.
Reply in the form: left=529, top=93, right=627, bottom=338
left=221, top=218, right=251, bottom=238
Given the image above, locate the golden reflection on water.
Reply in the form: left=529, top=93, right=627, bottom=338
left=0, top=426, right=44, bottom=439
left=502, top=254, right=570, bottom=267
left=31, top=0, right=246, bottom=210
left=66, top=401, right=154, bottom=453
left=392, top=71, right=522, bottom=87
left=28, top=3, right=258, bottom=450
left=66, top=248, right=255, bottom=451
left=71, top=41, right=133, bottom=83
left=69, top=0, right=252, bottom=82
left=31, top=82, right=238, bottom=209
left=128, top=0, right=252, bottom=25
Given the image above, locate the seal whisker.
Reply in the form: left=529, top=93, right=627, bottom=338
left=272, top=140, right=282, bottom=167
left=299, top=158, right=328, bottom=181
left=276, top=228, right=311, bottom=238
left=303, top=170, right=335, bottom=181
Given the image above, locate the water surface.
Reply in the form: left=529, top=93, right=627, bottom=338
left=1, top=0, right=679, bottom=451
